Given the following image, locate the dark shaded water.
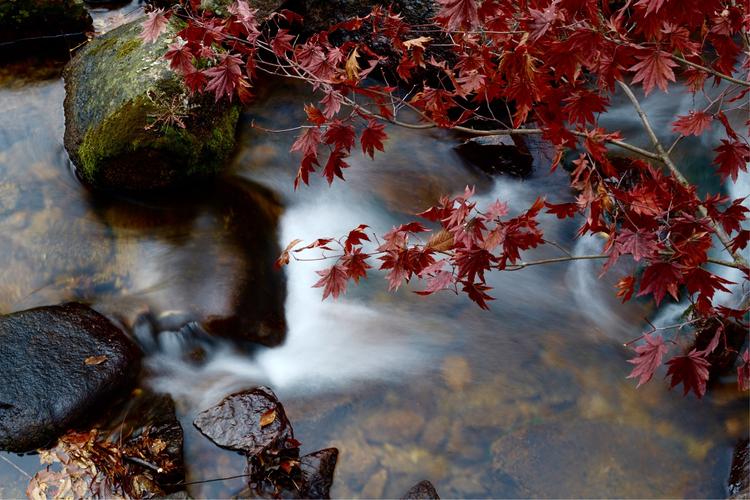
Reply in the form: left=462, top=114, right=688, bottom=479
left=0, top=5, right=748, bottom=498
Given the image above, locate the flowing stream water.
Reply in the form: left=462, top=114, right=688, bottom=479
left=0, top=4, right=748, bottom=498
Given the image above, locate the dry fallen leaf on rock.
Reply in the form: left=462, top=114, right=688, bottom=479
left=84, top=355, right=107, bottom=365
left=260, top=408, right=277, bottom=428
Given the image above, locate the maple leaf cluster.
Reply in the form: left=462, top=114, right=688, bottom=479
left=147, top=0, right=750, bottom=398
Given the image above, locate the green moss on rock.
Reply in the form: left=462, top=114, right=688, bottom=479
left=63, top=19, right=240, bottom=191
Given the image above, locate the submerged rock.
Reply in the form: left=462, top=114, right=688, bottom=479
left=0, top=303, right=141, bottom=452
left=455, top=135, right=534, bottom=178
left=0, top=0, right=92, bottom=53
left=728, top=438, right=749, bottom=498
left=63, top=19, right=240, bottom=191
left=402, top=480, right=441, bottom=499
left=194, top=386, right=294, bottom=455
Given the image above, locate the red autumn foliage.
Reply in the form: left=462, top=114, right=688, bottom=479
left=149, top=0, right=750, bottom=398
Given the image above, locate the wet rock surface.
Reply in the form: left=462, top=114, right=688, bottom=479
left=25, top=390, right=185, bottom=498
left=455, top=135, right=534, bottom=178
left=297, top=447, right=339, bottom=498
left=106, top=390, right=186, bottom=493
left=63, top=19, right=240, bottom=191
left=728, top=438, right=749, bottom=498
left=402, top=479, right=440, bottom=499
left=197, top=387, right=339, bottom=499
left=194, top=386, right=294, bottom=456
left=0, top=303, right=141, bottom=452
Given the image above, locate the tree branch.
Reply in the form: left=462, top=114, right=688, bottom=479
left=673, top=55, right=750, bottom=88
left=503, top=254, right=608, bottom=271
left=616, top=80, right=748, bottom=268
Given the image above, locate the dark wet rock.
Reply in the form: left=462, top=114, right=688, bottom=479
left=236, top=447, right=339, bottom=499
left=298, top=448, right=339, bottom=499
left=0, top=0, right=92, bottom=54
left=692, top=321, right=747, bottom=380
left=25, top=391, right=184, bottom=498
left=402, top=480, right=440, bottom=499
left=63, top=19, right=240, bottom=191
left=729, top=438, right=749, bottom=498
left=194, top=387, right=294, bottom=455
left=0, top=303, right=141, bottom=452
left=105, top=390, right=186, bottom=494
left=455, top=135, right=534, bottom=178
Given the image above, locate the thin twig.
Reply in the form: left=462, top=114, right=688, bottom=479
left=168, top=472, right=251, bottom=487
left=0, top=455, right=31, bottom=479
left=674, top=55, right=750, bottom=88
left=503, top=254, right=608, bottom=270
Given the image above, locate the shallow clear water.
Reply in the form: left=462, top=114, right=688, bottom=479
left=0, top=7, right=748, bottom=498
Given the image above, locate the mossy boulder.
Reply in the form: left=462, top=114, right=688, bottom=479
left=63, top=19, right=240, bottom=191
left=0, top=0, right=92, bottom=50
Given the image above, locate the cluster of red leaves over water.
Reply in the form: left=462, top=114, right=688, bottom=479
left=141, top=0, right=750, bottom=398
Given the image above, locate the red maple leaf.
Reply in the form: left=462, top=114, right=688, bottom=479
left=436, top=0, right=480, bottom=30
left=165, top=42, right=195, bottom=75
left=140, top=9, right=170, bottom=44
left=628, top=50, right=677, bottom=95
left=294, top=155, right=318, bottom=190
left=416, top=260, right=454, bottom=295
left=204, top=54, right=244, bottom=101
left=340, top=249, right=371, bottom=283
left=312, top=264, right=348, bottom=299
left=634, top=0, right=667, bottom=16
left=738, top=349, right=750, bottom=391
left=627, top=333, right=668, bottom=387
left=562, top=89, right=609, bottom=126
left=544, top=201, right=579, bottom=219
left=665, top=350, right=711, bottom=398
left=344, top=224, right=370, bottom=251
left=184, top=70, right=207, bottom=95
left=637, top=261, right=681, bottom=305
left=615, top=275, right=635, bottom=302
left=323, top=121, right=356, bottom=152
left=730, top=229, right=749, bottom=253
left=361, top=120, right=387, bottom=159
left=672, top=111, right=713, bottom=136
left=616, top=229, right=659, bottom=262
left=271, top=29, right=295, bottom=56
left=461, top=280, right=494, bottom=310
left=322, top=150, right=350, bottom=184
left=528, top=3, right=561, bottom=41
left=320, top=91, right=342, bottom=119
left=304, top=104, right=326, bottom=126
left=714, top=139, right=750, bottom=182
left=291, top=127, right=322, bottom=159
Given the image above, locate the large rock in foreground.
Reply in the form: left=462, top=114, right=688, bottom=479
left=0, top=303, right=141, bottom=452
left=63, top=19, right=240, bottom=191
left=0, top=0, right=92, bottom=51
